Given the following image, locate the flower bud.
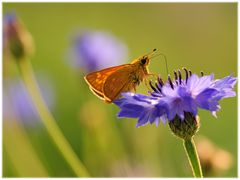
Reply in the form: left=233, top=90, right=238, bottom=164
left=168, top=112, right=200, bottom=141
left=3, top=13, right=34, bottom=60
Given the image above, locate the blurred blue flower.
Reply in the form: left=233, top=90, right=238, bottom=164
left=114, top=69, right=237, bottom=127
left=68, top=30, right=128, bottom=73
left=3, top=76, right=55, bottom=125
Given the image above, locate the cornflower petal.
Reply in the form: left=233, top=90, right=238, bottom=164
left=187, top=74, right=214, bottom=96
left=117, top=104, right=144, bottom=118
left=196, top=88, right=220, bottom=112
left=211, top=75, right=237, bottom=99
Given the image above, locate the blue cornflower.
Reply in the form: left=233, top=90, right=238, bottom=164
left=68, top=30, right=128, bottom=73
left=114, top=69, right=237, bottom=128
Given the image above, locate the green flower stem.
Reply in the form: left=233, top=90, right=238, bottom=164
left=17, top=58, right=90, bottom=177
left=183, top=138, right=203, bottom=177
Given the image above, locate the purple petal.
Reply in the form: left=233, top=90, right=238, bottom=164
left=148, top=109, right=159, bottom=124
left=178, top=87, right=198, bottom=116
left=161, top=96, right=182, bottom=120
left=196, top=88, right=220, bottom=111
left=117, top=104, right=144, bottom=118
left=213, top=75, right=237, bottom=89
left=187, top=74, right=214, bottom=96
left=211, top=75, right=237, bottom=99
left=136, top=110, right=150, bottom=127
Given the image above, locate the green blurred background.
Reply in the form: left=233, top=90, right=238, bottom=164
left=3, top=3, right=237, bottom=177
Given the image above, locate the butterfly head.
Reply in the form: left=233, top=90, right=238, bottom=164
left=132, top=48, right=158, bottom=67
left=138, top=56, right=149, bottom=66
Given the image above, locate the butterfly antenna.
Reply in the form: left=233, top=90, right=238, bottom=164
left=159, top=53, right=169, bottom=76
left=145, top=48, right=157, bottom=57
left=148, top=49, right=169, bottom=75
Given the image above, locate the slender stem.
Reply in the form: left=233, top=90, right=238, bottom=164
left=183, top=138, right=203, bottom=178
left=17, top=58, right=90, bottom=177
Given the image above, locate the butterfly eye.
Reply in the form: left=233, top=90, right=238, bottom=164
left=141, top=58, right=147, bottom=65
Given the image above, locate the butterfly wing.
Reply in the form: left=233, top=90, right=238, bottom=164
left=103, top=65, right=136, bottom=102
left=84, top=65, right=127, bottom=95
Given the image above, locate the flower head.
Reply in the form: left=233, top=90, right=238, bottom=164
left=68, top=30, right=128, bottom=73
left=3, top=12, right=34, bottom=59
left=114, top=68, right=237, bottom=128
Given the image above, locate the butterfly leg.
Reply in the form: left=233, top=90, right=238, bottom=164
left=145, top=73, right=157, bottom=87
left=144, top=73, right=161, bottom=92
left=144, top=78, right=157, bottom=92
left=146, top=73, right=158, bottom=80
left=133, top=85, right=137, bottom=93
left=144, top=78, right=151, bottom=91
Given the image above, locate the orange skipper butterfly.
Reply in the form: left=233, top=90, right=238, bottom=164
left=84, top=49, right=159, bottom=103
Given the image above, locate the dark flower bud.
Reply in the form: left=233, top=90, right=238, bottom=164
left=168, top=112, right=200, bottom=141
left=3, top=13, right=34, bottom=60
